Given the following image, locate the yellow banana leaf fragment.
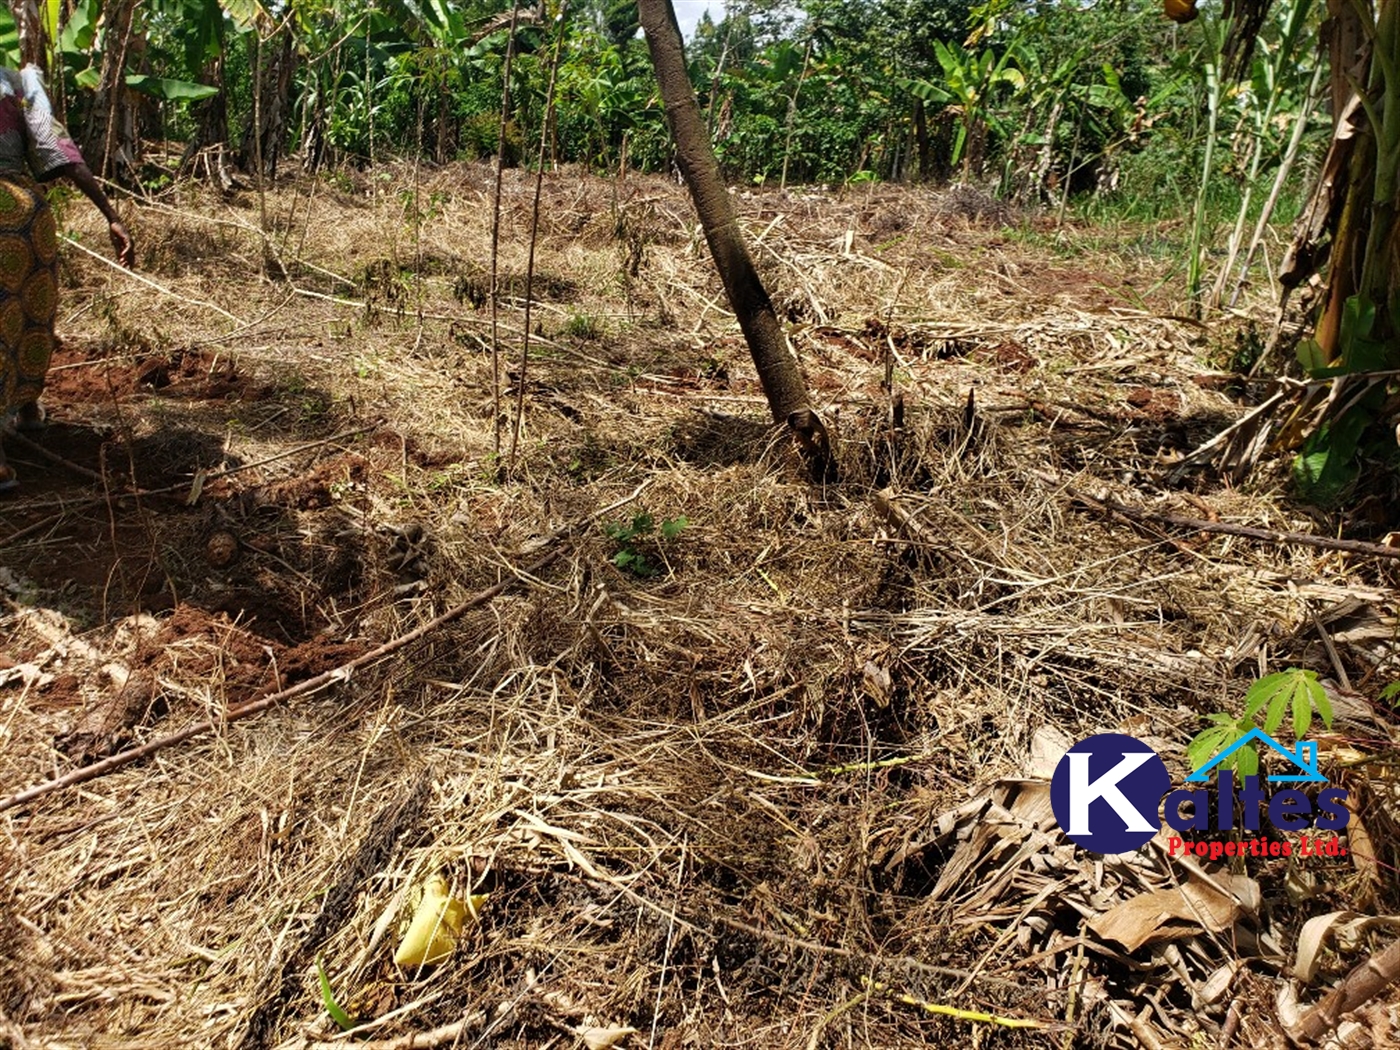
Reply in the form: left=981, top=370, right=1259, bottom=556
left=393, top=876, right=489, bottom=968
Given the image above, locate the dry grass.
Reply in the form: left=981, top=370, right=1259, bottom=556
left=0, top=160, right=1397, bottom=1050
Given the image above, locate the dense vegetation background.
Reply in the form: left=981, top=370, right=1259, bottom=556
left=2, top=0, right=1326, bottom=226
left=5, top=0, right=1396, bottom=502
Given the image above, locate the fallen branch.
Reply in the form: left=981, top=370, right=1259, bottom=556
left=273, top=1010, right=486, bottom=1050
left=61, top=234, right=244, bottom=324
left=1068, top=489, right=1400, bottom=562
left=6, top=430, right=105, bottom=483
left=0, top=482, right=646, bottom=812
left=131, top=424, right=378, bottom=500
left=1291, top=936, right=1400, bottom=1046
left=0, top=556, right=552, bottom=813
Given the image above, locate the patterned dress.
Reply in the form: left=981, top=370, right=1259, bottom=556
left=0, top=66, right=82, bottom=416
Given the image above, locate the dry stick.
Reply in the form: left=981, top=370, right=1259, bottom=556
left=0, top=509, right=68, bottom=547
left=1227, top=62, right=1326, bottom=309
left=365, top=7, right=374, bottom=193
left=5, top=431, right=104, bottom=483
left=252, top=31, right=267, bottom=243
left=0, top=482, right=647, bottom=813
left=60, top=235, right=243, bottom=323
left=488, top=1, right=523, bottom=463
left=507, top=1, right=569, bottom=473
left=1068, top=488, right=1400, bottom=561
left=274, top=1011, right=488, bottom=1050
left=1292, top=936, right=1400, bottom=1046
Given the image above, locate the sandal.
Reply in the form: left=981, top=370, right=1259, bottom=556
left=0, top=463, right=17, bottom=494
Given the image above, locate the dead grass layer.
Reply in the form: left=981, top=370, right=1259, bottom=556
left=0, top=160, right=1397, bottom=1050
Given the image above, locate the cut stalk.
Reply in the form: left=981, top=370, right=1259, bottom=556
left=1188, top=14, right=1228, bottom=313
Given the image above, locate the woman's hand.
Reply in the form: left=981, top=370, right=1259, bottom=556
left=109, top=220, right=134, bottom=269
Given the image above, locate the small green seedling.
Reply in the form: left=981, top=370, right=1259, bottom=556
left=605, top=513, right=687, bottom=577
left=316, top=957, right=354, bottom=1032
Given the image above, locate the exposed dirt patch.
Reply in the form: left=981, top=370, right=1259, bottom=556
left=43, top=344, right=274, bottom=405
left=972, top=339, right=1037, bottom=373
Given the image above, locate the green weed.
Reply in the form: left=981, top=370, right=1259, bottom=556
left=604, top=513, right=688, bottom=577
left=1187, top=668, right=1333, bottom=778
left=562, top=312, right=603, bottom=341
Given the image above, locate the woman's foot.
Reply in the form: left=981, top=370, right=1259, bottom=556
left=0, top=451, right=16, bottom=494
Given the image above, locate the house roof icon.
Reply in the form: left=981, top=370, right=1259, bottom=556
left=1185, top=728, right=1326, bottom=783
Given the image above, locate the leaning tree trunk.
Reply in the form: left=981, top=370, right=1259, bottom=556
left=636, top=0, right=835, bottom=480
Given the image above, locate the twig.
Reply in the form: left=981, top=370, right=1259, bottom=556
left=508, top=0, right=568, bottom=474
left=805, top=988, right=873, bottom=1050
left=0, top=425, right=373, bottom=537
left=133, top=425, right=376, bottom=499
left=4, top=431, right=104, bottom=482
left=0, top=508, right=68, bottom=547
left=862, top=976, right=1049, bottom=1030
left=273, top=1010, right=486, bottom=1050
left=1068, top=489, right=1400, bottom=562
left=60, top=234, right=243, bottom=324
left=0, top=482, right=652, bottom=812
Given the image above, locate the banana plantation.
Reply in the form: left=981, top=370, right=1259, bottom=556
left=0, top=0, right=1330, bottom=192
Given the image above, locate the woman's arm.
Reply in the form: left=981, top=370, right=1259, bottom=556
left=41, top=161, right=135, bottom=269
left=15, top=65, right=135, bottom=270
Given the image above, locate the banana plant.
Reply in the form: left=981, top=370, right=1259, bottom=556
left=900, top=38, right=1023, bottom=179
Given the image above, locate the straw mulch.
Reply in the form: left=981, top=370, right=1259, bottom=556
left=0, top=161, right=1397, bottom=1050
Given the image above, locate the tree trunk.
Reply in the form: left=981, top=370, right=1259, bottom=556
left=435, top=89, right=452, bottom=164
left=179, top=55, right=228, bottom=168
left=636, top=0, right=834, bottom=480
left=82, top=0, right=140, bottom=182
left=913, top=98, right=930, bottom=182
left=8, top=0, right=44, bottom=72
left=1280, top=0, right=1398, bottom=365
left=300, top=79, right=327, bottom=173
left=1313, top=0, right=1374, bottom=360
left=238, top=28, right=296, bottom=177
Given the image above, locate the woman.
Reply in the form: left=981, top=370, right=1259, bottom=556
left=0, top=64, right=134, bottom=492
